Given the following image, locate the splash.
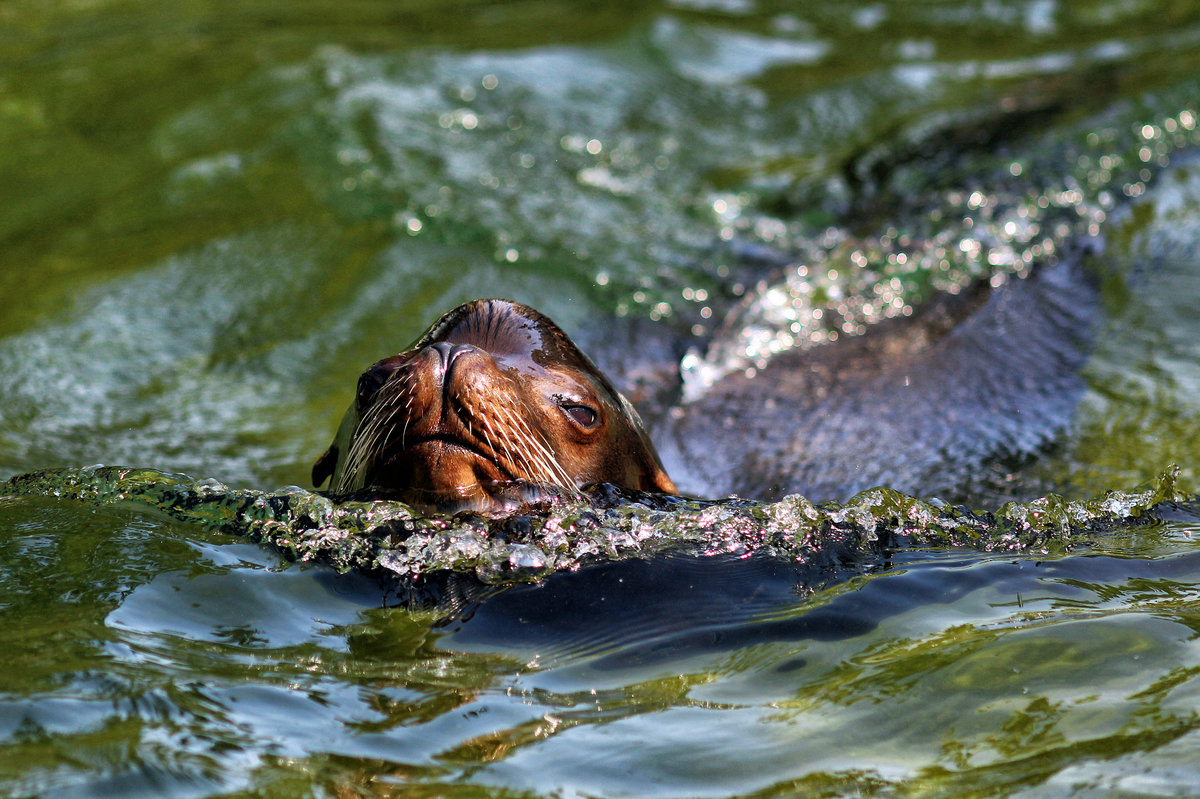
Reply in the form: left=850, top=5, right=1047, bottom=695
left=2, top=465, right=1185, bottom=596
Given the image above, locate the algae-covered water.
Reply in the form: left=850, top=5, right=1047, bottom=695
left=5, top=1, right=1200, bottom=796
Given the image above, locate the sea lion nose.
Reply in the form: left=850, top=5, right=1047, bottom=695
left=427, top=341, right=476, bottom=374
left=428, top=341, right=454, bottom=370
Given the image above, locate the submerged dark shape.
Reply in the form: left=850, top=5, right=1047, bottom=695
left=312, top=299, right=677, bottom=511
left=657, top=254, right=1099, bottom=503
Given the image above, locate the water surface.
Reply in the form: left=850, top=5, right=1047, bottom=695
left=4, top=1, right=1200, bottom=796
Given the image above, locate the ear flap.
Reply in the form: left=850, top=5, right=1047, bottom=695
left=640, top=467, right=679, bottom=495
left=312, top=444, right=339, bottom=488
left=615, top=393, right=678, bottom=496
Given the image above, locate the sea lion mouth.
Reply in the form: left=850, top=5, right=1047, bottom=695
left=394, top=435, right=518, bottom=482
left=374, top=434, right=552, bottom=512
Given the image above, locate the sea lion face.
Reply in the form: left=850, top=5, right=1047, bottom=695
left=313, top=299, right=677, bottom=511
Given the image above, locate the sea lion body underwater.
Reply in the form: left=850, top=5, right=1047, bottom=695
left=654, top=255, right=1097, bottom=503
left=312, top=299, right=677, bottom=511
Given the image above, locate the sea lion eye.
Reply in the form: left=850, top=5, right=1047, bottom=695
left=559, top=401, right=599, bottom=430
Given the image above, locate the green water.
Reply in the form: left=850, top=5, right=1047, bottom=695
left=4, top=1, right=1200, bottom=796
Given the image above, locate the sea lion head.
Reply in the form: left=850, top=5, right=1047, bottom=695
left=312, top=299, right=678, bottom=511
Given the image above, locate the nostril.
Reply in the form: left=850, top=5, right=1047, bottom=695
left=427, top=341, right=459, bottom=374
left=428, top=341, right=455, bottom=366
left=426, top=342, right=476, bottom=373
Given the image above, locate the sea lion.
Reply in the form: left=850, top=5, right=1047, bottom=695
left=317, top=253, right=1096, bottom=511
left=312, top=299, right=677, bottom=511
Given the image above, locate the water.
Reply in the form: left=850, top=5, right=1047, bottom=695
left=4, top=1, right=1200, bottom=796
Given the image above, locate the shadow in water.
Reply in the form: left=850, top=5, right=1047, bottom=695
left=431, top=547, right=975, bottom=669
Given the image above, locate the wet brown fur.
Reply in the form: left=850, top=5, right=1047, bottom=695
left=313, top=299, right=676, bottom=511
